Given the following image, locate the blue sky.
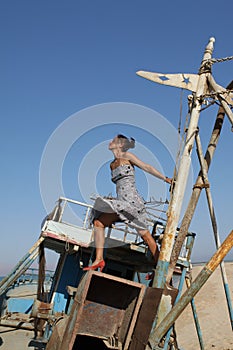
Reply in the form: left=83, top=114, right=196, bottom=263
left=1, top=0, right=233, bottom=275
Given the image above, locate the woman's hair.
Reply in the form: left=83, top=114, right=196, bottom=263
left=117, top=134, right=135, bottom=151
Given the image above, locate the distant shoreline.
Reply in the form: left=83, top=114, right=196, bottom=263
left=192, top=259, right=233, bottom=267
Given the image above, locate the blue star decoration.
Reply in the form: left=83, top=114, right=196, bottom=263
left=182, top=75, right=190, bottom=85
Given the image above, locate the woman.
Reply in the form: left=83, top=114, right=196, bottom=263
left=83, top=134, right=172, bottom=272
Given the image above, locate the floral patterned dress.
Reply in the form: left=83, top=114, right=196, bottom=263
left=90, top=162, right=148, bottom=230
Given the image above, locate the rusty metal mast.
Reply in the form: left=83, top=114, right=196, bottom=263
left=137, top=37, right=233, bottom=349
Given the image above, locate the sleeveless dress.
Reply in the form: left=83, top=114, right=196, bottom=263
left=90, top=162, right=148, bottom=230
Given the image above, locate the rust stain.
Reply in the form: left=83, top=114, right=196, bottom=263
left=207, top=230, right=233, bottom=271
left=159, top=209, right=177, bottom=261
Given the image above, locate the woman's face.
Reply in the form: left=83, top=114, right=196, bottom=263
left=108, top=136, right=122, bottom=150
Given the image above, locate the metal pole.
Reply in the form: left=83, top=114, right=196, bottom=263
left=166, top=80, right=233, bottom=284
left=0, top=236, right=44, bottom=295
left=152, top=37, right=215, bottom=286
left=163, top=266, right=188, bottom=350
left=147, top=230, right=233, bottom=349
left=195, top=131, right=233, bottom=329
left=185, top=276, right=205, bottom=350
left=207, top=74, right=233, bottom=127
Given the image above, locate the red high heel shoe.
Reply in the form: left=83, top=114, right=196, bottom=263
left=83, top=260, right=105, bottom=272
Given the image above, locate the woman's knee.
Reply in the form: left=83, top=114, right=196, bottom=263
left=93, top=218, right=105, bottom=228
left=138, top=229, right=150, bottom=238
left=139, top=230, right=154, bottom=244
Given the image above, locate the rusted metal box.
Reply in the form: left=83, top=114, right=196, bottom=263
left=56, top=270, right=146, bottom=349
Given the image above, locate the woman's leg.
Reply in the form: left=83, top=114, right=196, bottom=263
left=93, top=219, right=105, bottom=262
left=138, top=229, right=160, bottom=264
left=91, top=213, right=119, bottom=265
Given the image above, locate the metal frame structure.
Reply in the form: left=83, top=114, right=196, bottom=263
left=137, top=37, right=233, bottom=349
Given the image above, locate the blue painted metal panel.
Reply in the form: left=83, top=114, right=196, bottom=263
left=52, top=253, right=85, bottom=313
left=8, top=298, right=33, bottom=313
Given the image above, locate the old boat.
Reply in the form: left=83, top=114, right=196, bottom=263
left=0, top=196, right=195, bottom=350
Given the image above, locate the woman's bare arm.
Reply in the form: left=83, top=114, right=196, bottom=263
left=124, top=152, right=172, bottom=184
